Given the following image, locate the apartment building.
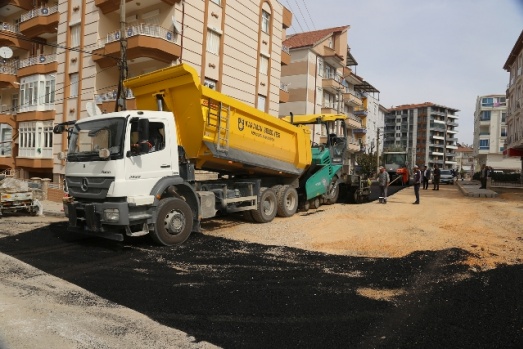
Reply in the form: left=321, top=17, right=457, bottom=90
left=384, top=102, right=459, bottom=169
left=473, top=94, right=520, bottom=170
left=455, top=144, right=474, bottom=177
left=280, top=26, right=379, bottom=155
left=503, top=29, right=523, bottom=173
left=0, top=0, right=292, bottom=183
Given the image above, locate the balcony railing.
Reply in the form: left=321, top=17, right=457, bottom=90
left=20, top=5, right=59, bottom=22
left=346, top=113, right=362, bottom=127
left=95, top=89, right=134, bottom=103
left=97, top=23, right=177, bottom=48
left=0, top=63, right=17, bottom=75
left=279, top=82, right=289, bottom=92
left=18, top=54, right=56, bottom=68
left=0, top=22, right=18, bottom=33
left=282, top=45, right=290, bottom=54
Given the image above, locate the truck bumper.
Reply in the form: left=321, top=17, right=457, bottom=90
left=66, top=201, right=132, bottom=241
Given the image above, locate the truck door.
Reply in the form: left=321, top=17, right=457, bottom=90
left=125, top=120, right=173, bottom=181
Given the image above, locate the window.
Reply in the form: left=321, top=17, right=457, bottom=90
left=210, top=0, right=221, bottom=5
left=501, top=127, right=507, bottom=137
left=480, top=110, right=491, bottom=121
left=257, top=94, right=266, bottom=111
left=11, top=94, right=18, bottom=113
left=70, top=24, right=80, bottom=48
left=481, top=97, right=495, bottom=107
left=20, top=81, right=38, bottom=108
left=44, top=77, right=55, bottom=104
left=324, top=64, right=335, bottom=79
left=318, top=58, right=324, bottom=77
left=501, top=112, right=506, bottom=123
left=204, top=78, right=217, bottom=90
left=479, top=139, right=489, bottom=150
left=259, top=55, right=269, bottom=75
left=18, top=121, right=52, bottom=158
left=44, top=125, right=53, bottom=148
left=261, top=10, right=270, bottom=33
left=69, top=73, right=79, bottom=98
left=206, top=29, right=220, bottom=55
left=323, top=92, right=336, bottom=109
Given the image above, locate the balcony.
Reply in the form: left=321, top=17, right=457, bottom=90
left=0, top=23, right=32, bottom=51
left=353, top=108, right=367, bottom=117
left=321, top=106, right=338, bottom=115
left=347, top=140, right=361, bottom=152
left=0, top=63, right=18, bottom=89
left=19, top=5, right=59, bottom=38
left=282, top=6, right=292, bottom=28
left=17, top=54, right=57, bottom=77
left=95, top=0, right=181, bottom=14
left=0, top=1, right=33, bottom=10
left=15, top=157, right=53, bottom=169
left=281, top=45, right=290, bottom=65
left=92, top=24, right=181, bottom=68
left=0, top=156, right=15, bottom=168
left=95, top=90, right=137, bottom=112
left=16, top=108, right=55, bottom=122
left=321, top=74, right=343, bottom=94
left=279, top=82, right=289, bottom=103
left=345, top=113, right=362, bottom=129
left=342, top=91, right=363, bottom=107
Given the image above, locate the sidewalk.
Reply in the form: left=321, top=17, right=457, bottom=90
left=40, top=199, right=66, bottom=218
left=455, top=179, right=498, bottom=198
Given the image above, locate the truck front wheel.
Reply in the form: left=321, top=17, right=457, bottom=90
left=152, top=198, right=193, bottom=246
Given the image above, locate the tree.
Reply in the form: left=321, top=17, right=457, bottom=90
left=356, top=152, right=378, bottom=177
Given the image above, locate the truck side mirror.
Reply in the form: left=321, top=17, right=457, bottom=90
left=53, top=124, right=65, bottom=134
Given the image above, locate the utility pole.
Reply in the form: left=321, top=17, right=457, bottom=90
left=376, top=128, right=380, bottom=176
left=115, top=0, right=128, bottom=111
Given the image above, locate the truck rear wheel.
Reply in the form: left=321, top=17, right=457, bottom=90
left=250, top=187, right=277, bottom=223
left=152, top=198, right=193, bottom=246
left=276, top=185, right=298, bottom=217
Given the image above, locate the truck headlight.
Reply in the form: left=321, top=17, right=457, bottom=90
left=103, top=208, right=120, bottom=221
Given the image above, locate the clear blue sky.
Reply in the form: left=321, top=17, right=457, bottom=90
left=283, top=0, right=523, bottom=145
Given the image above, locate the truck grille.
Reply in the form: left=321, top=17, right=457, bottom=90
left=66, top=176, right=115, bottom=200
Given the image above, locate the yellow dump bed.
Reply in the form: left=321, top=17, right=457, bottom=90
left=124, top=63, right=311, bottom=177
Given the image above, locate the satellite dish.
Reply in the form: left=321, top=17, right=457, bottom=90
left=86, top=101, right=102, bottom=117
left=172, top=15, right=181, bottom=33
left=0, top=46, right=13, bottom=59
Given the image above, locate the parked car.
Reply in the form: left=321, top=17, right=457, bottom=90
left=440, top=169, right=455, bottom=184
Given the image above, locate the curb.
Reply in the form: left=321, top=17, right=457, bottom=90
left=455, top=181, right=498, bottom=198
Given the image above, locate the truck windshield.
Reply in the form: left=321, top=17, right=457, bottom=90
left=384, top=154, right=406, bottom=165
left=67, top=118, right=126, bottom=162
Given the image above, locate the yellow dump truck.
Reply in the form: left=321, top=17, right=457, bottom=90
left=55, top=63, right=355, bottom=246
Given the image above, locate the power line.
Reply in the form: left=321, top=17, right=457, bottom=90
left=0, top=30, right=122, bottom=62
left=302, top=0, right=317, bottom=31
left=2, top=66, right=118, bottom=114
left=292, top=0, right=311, bottom=32
left=282, top=0, right=305, bottom=33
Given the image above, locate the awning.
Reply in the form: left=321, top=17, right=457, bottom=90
left=503, top=147, right=523, bottom=157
